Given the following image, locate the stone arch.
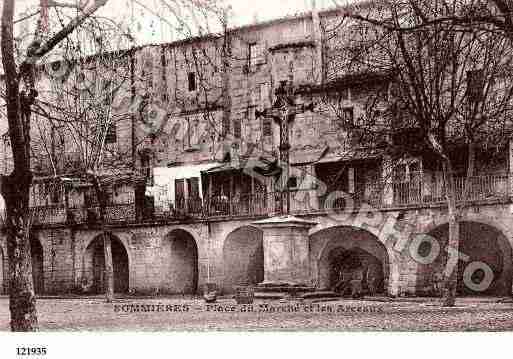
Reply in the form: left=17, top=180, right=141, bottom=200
left=164, top=229, right=198, bottom=294
left=83, top=233, right=130, bottom=294
left=222, top=225, right=264, bottom=294
left=310, top=226, right=391, bottom=295
left=425, top=210, right=513, bottom=245
left=30, top=235, right=44, bottom=295
left=423, top=221, right=512, bottom=296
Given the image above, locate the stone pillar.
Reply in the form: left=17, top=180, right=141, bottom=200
left=253, top=215, right=317, bottom=285
left=386, top=249, right=401, bottom=297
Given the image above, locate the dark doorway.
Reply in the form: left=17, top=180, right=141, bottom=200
left=427, top=222, right=512, bottom=296
left=223, top=226, right=264, bottom=293
left=86, top=235, right=129, bottom=294
left=329, top=247, right=385, bottom=295
left=166, top=230, right=198, bottom=294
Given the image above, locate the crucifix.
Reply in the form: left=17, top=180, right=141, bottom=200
left=256, top=80, right=314, bottom=215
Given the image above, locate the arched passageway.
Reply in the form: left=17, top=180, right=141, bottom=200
left=425, top=221, right=512, bottom=296
left=311, top=226, right=389, bottom=296
left=222, top=226, right=264, bottom=293
left=165, top=229, right=198, bottom=294
left=83, top=234, right=129, bottom=294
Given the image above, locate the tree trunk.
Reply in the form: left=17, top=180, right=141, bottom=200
left=463, top=142, right=476, bottom=201
left=2, top=174, right=38, bottom=331
left=2, top=0, right=109, bottom=330
left=441, top=160, right=460, bottom=307
left=103, top=232, right=114, bottom=302
left=90, top=175, right=114, bottom=302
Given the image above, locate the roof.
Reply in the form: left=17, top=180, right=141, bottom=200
left=290, top=147, right=329, bottom=165
left=252, top=215, right=318, bottom=227
left=32, top=169, right=146, bottom=186
left=203, top=146, right=381, bottom=175
left=317, top=147, right=383, bottom=164
left=202, top=162, right=240, bottom=174
left=297, top=70, right=393, bottom=95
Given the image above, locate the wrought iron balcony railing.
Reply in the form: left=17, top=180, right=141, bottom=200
left=1, top=174, right=509, bottom=227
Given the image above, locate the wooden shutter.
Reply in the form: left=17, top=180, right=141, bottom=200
left=175, top=179, right=185, bottom=201
left=222, top=115, right=231, bottom=137
left=233, top=118, right=242, bottom=139
left=105, top=123, right=117, bottom=144
left=187, top=177, right=200, bottom=199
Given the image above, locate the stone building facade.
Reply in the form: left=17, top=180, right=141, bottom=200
left=1, top=6, right=513, bottom=298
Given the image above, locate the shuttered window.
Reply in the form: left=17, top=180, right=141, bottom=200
left=175, top=179, right=185, bottom=201
left=105, top=123, right=117, bottom=144
left=222, top=115, right=230, bottom=137
left=263, top=116, right=272, bottom=137
left=187, top=177, right=200, bottom=199
left=233, top=118, right=242, bottom=139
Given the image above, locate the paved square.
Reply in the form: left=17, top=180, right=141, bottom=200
left=1, top=296, right=513, bottom=331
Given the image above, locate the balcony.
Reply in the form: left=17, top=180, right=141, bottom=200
left=205, top=192, right=284, bottom=218
left=2, top=174, right=508, bottom=227
left=386, top=174, right=510, bottom=208
left=30, top=205, right=67, bottom=225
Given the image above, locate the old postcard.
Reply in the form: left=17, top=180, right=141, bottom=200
left=1, top=0, right=513, bottom=354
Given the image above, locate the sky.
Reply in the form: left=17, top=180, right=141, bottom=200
left=96, top=0, right=337, bottom=45
left=0, top=0, right=350, bottom=49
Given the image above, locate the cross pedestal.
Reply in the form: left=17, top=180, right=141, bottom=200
left=252, top=215, right=317, bottom=294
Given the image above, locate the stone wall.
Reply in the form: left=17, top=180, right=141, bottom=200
left=1, top=201, right=511, bottom=297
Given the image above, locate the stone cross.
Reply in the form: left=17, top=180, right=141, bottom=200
left=256, top=80, right=314, bottom=214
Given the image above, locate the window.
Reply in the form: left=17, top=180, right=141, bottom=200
left=340, top=88, right=351, bottom=101
left=142, top=55, right=153, bottom=90
left=188, top=72, right=196, bottom=92
left=50, top=186, right=61, bottom=204
left=342, top=107, right=354, bottom=126
left=248, top=42, right=264, bottom=70
left=105, top=123, right=117, bottom=144
left=140, top=153, right=153, bottom=184
left=467, top=69, right=484, bottom=102
left=348, top=167, right=355, bottom=194
left=222, top=115, right=230, bottom=137
left=287, top=176, right=298, bottom=190
left=233, top=118, right=242, bottom=139
left=332, top=107, right=354, bottom=130
left=161, top=50, right=168, bottom=102
left=263, top=116, right=272, bottom=137
left=394, top=160, right=421, bottom=182
left=187, top=177, right=200, bottom=199
left=175, top=179, right=185, bottom=204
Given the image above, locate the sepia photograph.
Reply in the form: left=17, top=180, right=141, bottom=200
left=1, top=0, right=513, bottom=352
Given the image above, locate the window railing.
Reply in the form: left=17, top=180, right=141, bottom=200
left=385, top=174, right=510, bottom=207
left=2, top=174, right=508, bottom=227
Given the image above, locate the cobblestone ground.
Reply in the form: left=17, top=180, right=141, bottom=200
left=0, top=296, right=513, bottom=331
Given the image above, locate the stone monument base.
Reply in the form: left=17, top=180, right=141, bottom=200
left=253, top=281, right=340, bottom=300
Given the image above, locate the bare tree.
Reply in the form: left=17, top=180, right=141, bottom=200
left=19, top=0, right=229, bottom=302
left=322, top=0, right=513, bottom=305
left=0, top=0, right=112, bottom=331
